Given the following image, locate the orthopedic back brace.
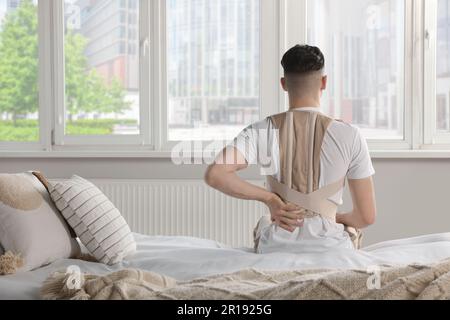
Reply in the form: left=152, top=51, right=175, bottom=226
left=267, top=110, right=344, bottom=221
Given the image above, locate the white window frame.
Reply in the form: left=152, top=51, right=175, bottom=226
left=0, top=0, right=51, bottom=152
left=158, top=0, right=280, bottom=151
left=51, top=0, right=152, bottom=149
left=296, top=0, right=415, bottom=152
left=1, top=0, right=450, bottom=158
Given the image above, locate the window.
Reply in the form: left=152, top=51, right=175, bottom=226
left=437, top=0, right=450, bottom=133
left=62, top=0, right=140, bottom=139
left=2, top=0, right=450, bottom=156
left=307, top=0, right=405, bottom=140
left=0, top=0, right=39, bottom=142
left=166, top=0, right=261, bottom=141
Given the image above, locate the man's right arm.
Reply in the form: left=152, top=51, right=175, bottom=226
left=205, top=146, right=305, bottom=232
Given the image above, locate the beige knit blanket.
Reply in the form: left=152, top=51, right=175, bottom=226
left=41, top=259, right=450, bottom=300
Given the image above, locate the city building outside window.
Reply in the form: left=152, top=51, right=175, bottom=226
left=166, top=0, right=260, bottom=141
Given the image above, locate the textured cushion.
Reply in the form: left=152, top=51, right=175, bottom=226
left=49, top=175, right=136, bottom=265
left=0, top=172, right=80, bottom=272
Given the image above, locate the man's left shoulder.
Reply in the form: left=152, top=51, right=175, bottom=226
left=327, top=118, right=361, bottom=144
left=329, top=118, right=357, bottom=131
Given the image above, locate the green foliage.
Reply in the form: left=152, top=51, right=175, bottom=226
left=67, top=119, right=137, bottom=128
left=65, top=119, right=137, bottom=135
left=0, top=119, right=38, bottom=142
left=66, top=122, right=113, bottom=136
left=0, top=0, right=38, bottom=123
left=0, top=119, right=138, bottom=141
left=0, top=0, right=131, bottom=131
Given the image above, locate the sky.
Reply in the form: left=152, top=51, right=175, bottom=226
left=0, top=1, right=6, bottom=23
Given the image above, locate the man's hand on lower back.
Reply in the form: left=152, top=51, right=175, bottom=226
left=264, top=193, right=305, bottom=233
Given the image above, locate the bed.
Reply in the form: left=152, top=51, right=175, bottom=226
left=2, top=172, right=450, bottom=299
left=3, top=232, right=450, bottom=300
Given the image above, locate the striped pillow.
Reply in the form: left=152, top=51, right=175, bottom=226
left=49, top=175, right=136, bottom=265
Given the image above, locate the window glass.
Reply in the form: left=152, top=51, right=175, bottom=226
left=437, top=0, right=450, bottom=132
left=0, top=0, right=39, bottom=142
left=167, top=0, right=261, bottom=141
left=308, top=0, right=405, bottom=139
left=64, top=0, right=140, bottom=136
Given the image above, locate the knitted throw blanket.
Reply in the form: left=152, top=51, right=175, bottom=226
left=40, top=259, right=450, bottom=300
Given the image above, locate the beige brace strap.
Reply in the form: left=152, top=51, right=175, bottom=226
left=284, top=111, right=294, bottom=189
left=267, top=175, right=345, bottom=221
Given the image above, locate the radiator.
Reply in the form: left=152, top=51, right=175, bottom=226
left=89, top=179, right=266, bottom=248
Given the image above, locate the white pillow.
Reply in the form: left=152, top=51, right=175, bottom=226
left=0, top=172, right=80, bottom=272
left=49, top=175, right=136, bottom=265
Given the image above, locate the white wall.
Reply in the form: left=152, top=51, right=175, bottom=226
left=1, top=158, right=450, bottom=246
left=345, top=159, right=450, bottom=245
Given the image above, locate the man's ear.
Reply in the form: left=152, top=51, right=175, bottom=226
left=280, top=77, right=288, bottom=92
left=321, top=75, right=328, bottom=91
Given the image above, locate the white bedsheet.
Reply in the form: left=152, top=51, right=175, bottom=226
left=2, top=232, right=450, bottom=300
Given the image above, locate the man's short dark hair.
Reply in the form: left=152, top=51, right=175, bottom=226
left=281, top=45, right=325, bottom=75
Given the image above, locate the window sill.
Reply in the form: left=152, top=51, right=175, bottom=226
left=370, top=150, right=450, bottom=159
left=0, top=150, right=174, bottom=159
left=2, top=149, right=450, bottom=159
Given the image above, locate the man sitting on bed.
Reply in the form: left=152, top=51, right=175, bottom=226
left=205, top=45, right=377, bottom=253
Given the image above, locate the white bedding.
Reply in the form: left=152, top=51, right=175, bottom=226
left=2, top=232, right=450, bottom=300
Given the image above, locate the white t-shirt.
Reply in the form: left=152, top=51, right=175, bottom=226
left=231, top=107, right=376, bottom=253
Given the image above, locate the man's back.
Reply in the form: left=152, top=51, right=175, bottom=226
left=231, top=107, right=375, bottom=253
